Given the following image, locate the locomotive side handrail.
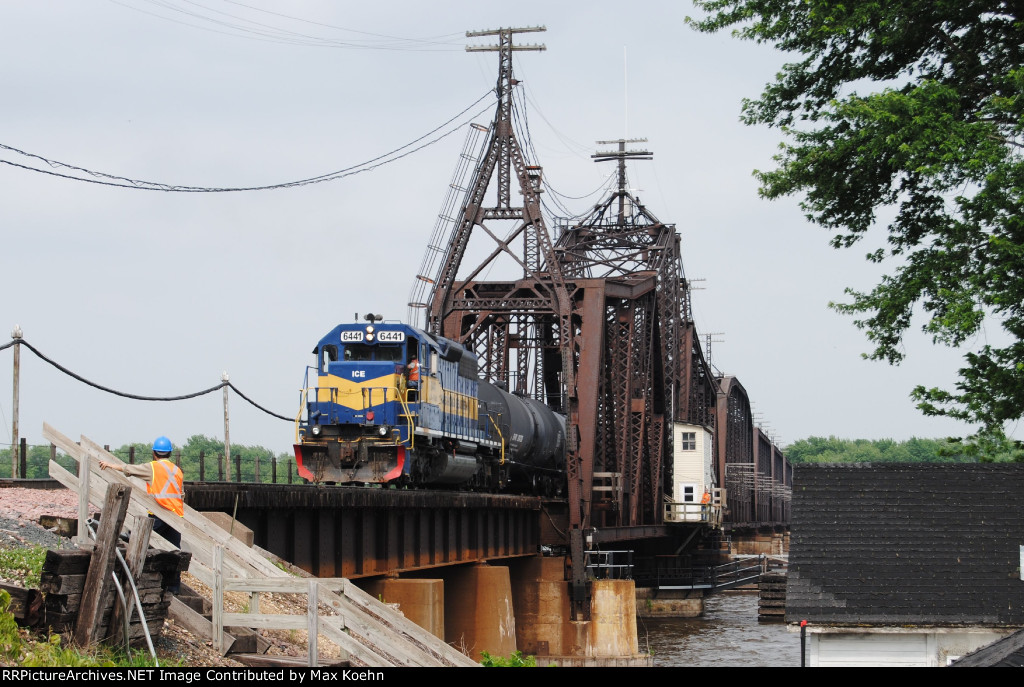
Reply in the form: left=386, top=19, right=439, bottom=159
left=486, top=413, right=505, bottom=464
left=396, top=391, right=416, bottom=449
left=294, top=386, right=308, bottom=444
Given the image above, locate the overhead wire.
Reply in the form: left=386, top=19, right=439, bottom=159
left=509, top=67, right=607, bottom=219
left=0, top=90, right=496, bottom=192
left=5, top=338, right=292, bottom=422
left=216, top=0, right=464, bottom=48
left=509, top=86, right=576, bottom=220
left=110, top=0, right=463, bottom=51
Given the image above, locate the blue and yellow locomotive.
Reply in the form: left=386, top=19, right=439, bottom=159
left=294, top=318, right=566, bottom=492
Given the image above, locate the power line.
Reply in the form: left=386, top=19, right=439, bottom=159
left=110, top=0, right=464, bottom=51
left=3, top=337, right=292, bottom=422
left=0, top=90, right=495, bottom=192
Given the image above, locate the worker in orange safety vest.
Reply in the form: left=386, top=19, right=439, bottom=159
left=99, top=435, right=183, bottom=592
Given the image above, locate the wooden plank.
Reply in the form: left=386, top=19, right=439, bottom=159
left=222, top=613, right=309, bottom=631
left=0, top=583, right=41, bottom=625
left=73, top=483, right=131, bottom=647
left=340, top=578, right=467, bottom=665
left=212, top=545, right=224, bottom=654
left=224, top=578, right=349, bottom=594
left=307, top=579, right=317, bottom=668
left=108, top=515, right=153, bottom=646
left=42, top=549, right=92, bottom=575
left=232, top=654, right=348, bottom=668
left=37, top=515, right=78, bottom=538
left=168, top=596, right=237, bottom=656
left=76, top=447, right=92, bottom=549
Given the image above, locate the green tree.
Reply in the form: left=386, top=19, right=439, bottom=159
left=689, top=1, right=1024, bottom=456
left=785, top=436, right=972, bottom=463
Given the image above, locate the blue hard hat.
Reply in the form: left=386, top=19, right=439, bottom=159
left=153, top=436, right=173, bottom=455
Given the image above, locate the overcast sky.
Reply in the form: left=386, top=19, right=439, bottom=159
left=0, top=0, right=1004, bottom=455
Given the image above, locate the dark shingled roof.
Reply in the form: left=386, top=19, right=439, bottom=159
left=951, top=628, right=1024, bottom=667
left=785, top=463, right=1024, bottom=626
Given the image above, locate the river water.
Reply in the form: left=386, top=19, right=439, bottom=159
left=638, top=592, right=803, bottom=667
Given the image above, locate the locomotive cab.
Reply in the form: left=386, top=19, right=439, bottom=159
left=295, top=322, right=425, bottom=484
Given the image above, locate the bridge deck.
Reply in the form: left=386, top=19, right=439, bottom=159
left=186, top=483, right=545, bottom=578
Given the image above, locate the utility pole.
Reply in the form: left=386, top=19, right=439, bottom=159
left=592, top=139, right=652, bottom=225
left=11, top=325, right=21, bottom=478
left=222, top=371, right=231, bottom=482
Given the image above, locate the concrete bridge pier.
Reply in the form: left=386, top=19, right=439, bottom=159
left=360, top=565, right=517, bottom=662
left=507, top=557, right=651, bottom=667
left=359, top=557, right=650, bottom=666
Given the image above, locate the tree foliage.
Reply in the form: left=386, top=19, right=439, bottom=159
left=2, top=436, right=296, bottom=482
left=689, top=1, right=1024, bottom=447
left=784, top=435, right=983, bottom=463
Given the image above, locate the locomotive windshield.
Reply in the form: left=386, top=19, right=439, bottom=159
left=341, top=343, right=404, bottom=362
left=320, top=344, right=338, bottom=372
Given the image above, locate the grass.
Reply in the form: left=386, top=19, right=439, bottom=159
left=0, top=545, right=48, bottom=588
left=0, top=547, right=176, bottom=668
left=0, top=590, right=169, bottom=667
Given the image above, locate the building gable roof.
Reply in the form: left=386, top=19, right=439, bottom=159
left=952, top=628, right=1024, bottom=667
left=786, top=463, right=1024, bottom=627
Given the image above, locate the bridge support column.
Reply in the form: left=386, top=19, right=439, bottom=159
left=635, top=587, right=705, bottom=618
left=359, top=578, right=444, bottom=639
left=443, top=563, right=516, bottom=661
left=508, top=557, right=650, bottom=666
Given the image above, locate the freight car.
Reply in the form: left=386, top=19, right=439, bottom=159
left=294, top=317, right=565, bottom=493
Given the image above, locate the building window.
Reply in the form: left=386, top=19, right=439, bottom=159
left=680, top=431, right=696, bottom=451
left=681, top=485, right=696, bottom=503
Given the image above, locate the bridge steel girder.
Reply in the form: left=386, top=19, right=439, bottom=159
left=186, top=484, right=541, bottom=579
left=716, top=376, right=755, bottom=525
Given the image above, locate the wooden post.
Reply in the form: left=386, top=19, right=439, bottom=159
left=213, top=545, right=224, bottom=653
left=272, top=456, right=277, bottom=484
left=10, top=325, right=21, bottom=479
left=222, top=372, right=231, bottom=482
left=108, top=515, right=154, bottom=646
left=307, top=579, right=318, bottom=667
left=129, top=445, right=135, bottom=465
left=199, top=450, right=205, bottom=482
left=254, top=452, right=260, bottom=483
left=234, top=455, right=241, bottom=483
left=77, top=449, right=92, bottom=548
left=288, top=461, right=293, bottom=484
left=19, top=438, right=26, bottom=479
left=74, top=483, right=131, bottom=648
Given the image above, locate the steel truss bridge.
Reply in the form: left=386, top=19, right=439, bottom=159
left=401, top=27, right=789, bottom=617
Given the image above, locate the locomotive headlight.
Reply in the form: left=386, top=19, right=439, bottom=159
left=365, top=325, right=375, bottom=334
left=378, top=425, right=389, bottom=437
left=366, top=333, right=374, bottom=341
left=311, top=424, right=322, bottom=436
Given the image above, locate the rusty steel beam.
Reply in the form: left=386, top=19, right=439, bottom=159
left=186, top=484, right=541, bottom=578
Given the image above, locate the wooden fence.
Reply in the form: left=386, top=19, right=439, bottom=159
left=44, top=422, right=479, bottom=668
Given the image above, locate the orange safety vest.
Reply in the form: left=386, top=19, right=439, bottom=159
left=148, top=459, right=184, bottom=517
left=701, top=491, right=711, bottom=504
left=407, top=359, right=420, bottom=382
